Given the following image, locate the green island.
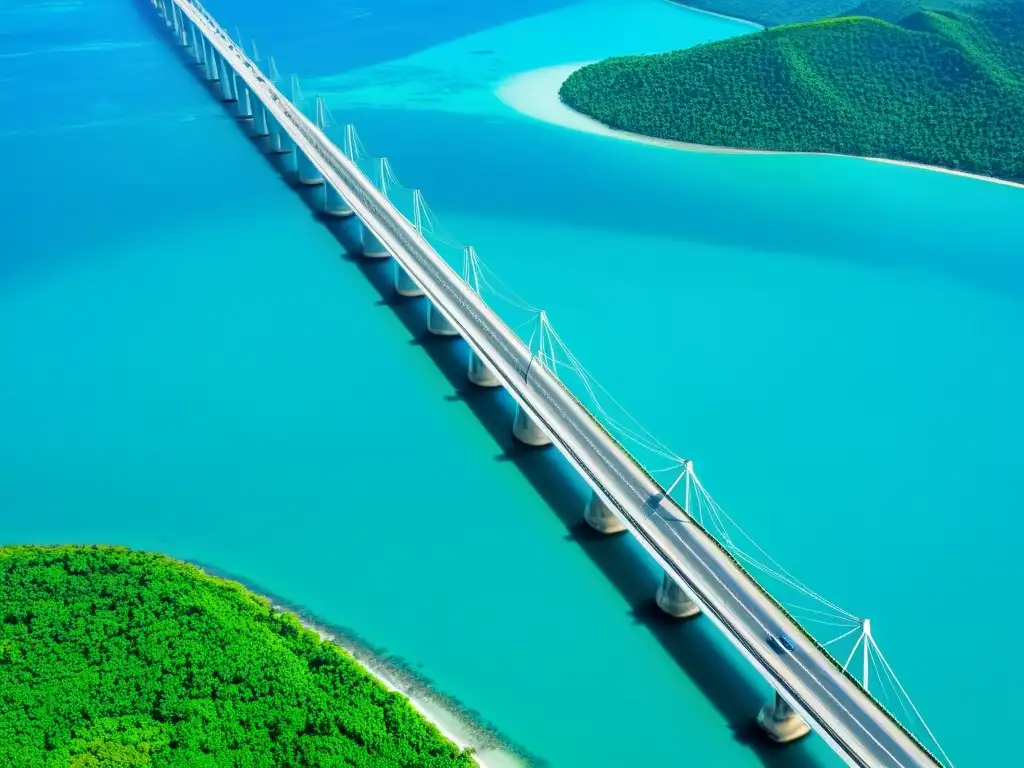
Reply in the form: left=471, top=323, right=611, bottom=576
left=0, top=545, right=475, bottom=767
left=560, top=0, right=1024, bottom=183
left=675, top=0, right=985, bottom=27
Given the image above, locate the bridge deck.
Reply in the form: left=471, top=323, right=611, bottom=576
left=164, top=2, right=943, bottom=765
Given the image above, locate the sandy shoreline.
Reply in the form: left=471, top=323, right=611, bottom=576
left=496, top=62, right=1024, bottom=191
left=667, top=0, right=764, bottom=29
left=269, top=602, right=526, bottom=768
left=182, top=558, right=528, bottom=767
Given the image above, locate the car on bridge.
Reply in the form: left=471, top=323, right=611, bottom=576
left=769, top=632, right=795, bottom=653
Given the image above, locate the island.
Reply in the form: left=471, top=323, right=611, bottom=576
left=559, top=0, right=1024, bottom=183
left=676, top=0, right=986, bottom=27
left=0, top=545, right=476, bottom=767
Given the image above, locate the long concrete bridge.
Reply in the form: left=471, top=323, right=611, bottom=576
left=149, top=1, right=950, bottom=765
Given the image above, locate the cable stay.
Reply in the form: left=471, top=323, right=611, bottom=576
left=268, top=56, right=282, bottom=84
left=522, top=311, right=560, bottom=382
left=684, top=479, right=860, bottom=626
left=233, top=25, right=244, bottom=53
left=412, top=189, right=425, bottom=235
left=345, top=123, right=375, bottom=167
left=290, top=74, right=308, bottom=112
left=462, top=246, right=482, bottom=295
left=373, top=157, right=388, bottom=197
left=826, top=622, right=956, bottom=768
left=537, top=323, right=687, bottom=464
left=343, top=124, right=357, bottom=163
left=250, top=38, right=260, bottom=64
left=313, top=95, right=341, bottom=135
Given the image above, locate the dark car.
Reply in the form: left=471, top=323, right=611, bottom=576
left=769, top=632, right=795, bottom=653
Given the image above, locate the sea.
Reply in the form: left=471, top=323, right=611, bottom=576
left=1, top=0, right=1022, bottom=765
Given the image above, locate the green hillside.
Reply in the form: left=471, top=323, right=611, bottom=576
left=561, top=0, right=1024, bottom=182
left=0, top=545, right=474, bottom=768
left=677, top=0, right=985, bottom=26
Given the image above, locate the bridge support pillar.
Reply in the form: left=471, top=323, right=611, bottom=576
left=264, top=115, right=289, bottom=154
left=585, top=490, right=626, bottom=534
left=656, top=572, right=701, bottom=618
left=394, top=263, right=423, bottom=297
left=427, top=303, right=459, bottom=336
left=757, top=691, right=811, bottom=743
left=236, top=87, right=253, bottom=120
left=177, top=14, right=189, bottom=47
left=218, top=59, right=236, bottom=102
left=252, top=98, right=270, bottom=137
left=513, top=404, right=551, bottom=447
left=361, top=223, right=389, bottom=258
left=189, top=26, right=202, bottom=64
left=204, top=45, right=218, bottom=81
left=190, top=26, right=202, bottom=64
left=468, top=349, right=501, bottom=387
left=297, top=150, right=323, bottom=185
left=324, top=185, right=352, bottom=217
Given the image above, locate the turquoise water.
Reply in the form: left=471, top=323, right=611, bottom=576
left=2, top=0, right=1022, bottom=765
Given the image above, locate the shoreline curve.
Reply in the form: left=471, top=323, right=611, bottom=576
left=283, top=604, right=525, bottom=768
left=496, top=62, right=1024, bottom=191
left=186, top=558, right=528, bottom=768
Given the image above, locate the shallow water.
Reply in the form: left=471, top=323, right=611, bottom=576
left=1, top=0, right=1021, bottom=765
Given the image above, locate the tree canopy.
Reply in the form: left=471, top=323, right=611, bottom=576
left=561, top=0, right=1024, bottom=182
left=676, top=0, right=987, bottom=27
left=0, top=545, right=475, bottom=768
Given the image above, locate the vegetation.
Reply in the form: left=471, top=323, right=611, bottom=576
left=675, top=0, right=986, bottom=27
left=0, top=545, right=475, bottom=768
left=561, top=0, right=1024, bottom=182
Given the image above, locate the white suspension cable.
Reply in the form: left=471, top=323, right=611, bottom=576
left=823, top=624, right=862, bottom=647
left=869, top=635, right=956, bottom=767
left=689, top=472, right=860, bottom=621
left=842, top=631, right=866, bottom=672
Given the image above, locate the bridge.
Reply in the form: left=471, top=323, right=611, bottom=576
left=149, top=1, right=955, bottom=765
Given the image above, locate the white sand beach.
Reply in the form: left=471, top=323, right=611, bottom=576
left=496, top=62, right=1024, bottom=190
left=281, top=605, right=525, bottom=768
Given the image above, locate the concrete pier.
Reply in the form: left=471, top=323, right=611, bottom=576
left=252, top=98, right=270, bottom=137
left=204, top=47, right=218, bottom=81
left=265, top=115, right=288, bottom=154
left=513, top=404, right=552, bottom=447
left=394, top=263, right=423, bottom=297
left=324, top=185, right=352, bottom=217
left=468, top=350, right=501, bottom=387
left=362, top=223, right=389, bottom=258
left=427, top=303, right=459, bottom=336
left=296, top=150, right=323, bottom=185
left=585, top=490, right=627, bottom=534
left=236, top=87, right=253, bottom=120
left=190, top=26, right=202, bottom=63
left=218, top=60, right=236, bottom=101
left=655, top=572, right=701, bottom=618
left=758, top=692, right=811, bottom=743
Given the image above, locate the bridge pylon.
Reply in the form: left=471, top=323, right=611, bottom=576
left=394, top=190, right=425, bottom=296
left=461, top=247, right=501, bottom=387
left=511, top=314, right=554, bottom=446
left=360, top=158, right=391, bottom=258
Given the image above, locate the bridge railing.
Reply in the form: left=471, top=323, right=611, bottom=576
left=172, top=4, right=943, bottom=763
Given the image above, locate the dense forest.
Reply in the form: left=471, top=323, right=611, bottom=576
left=0, top=545, right=475, bottom=767
left=676, top=0, right=986, bottom=26
left=561, top=0, right=1024, bottom=182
